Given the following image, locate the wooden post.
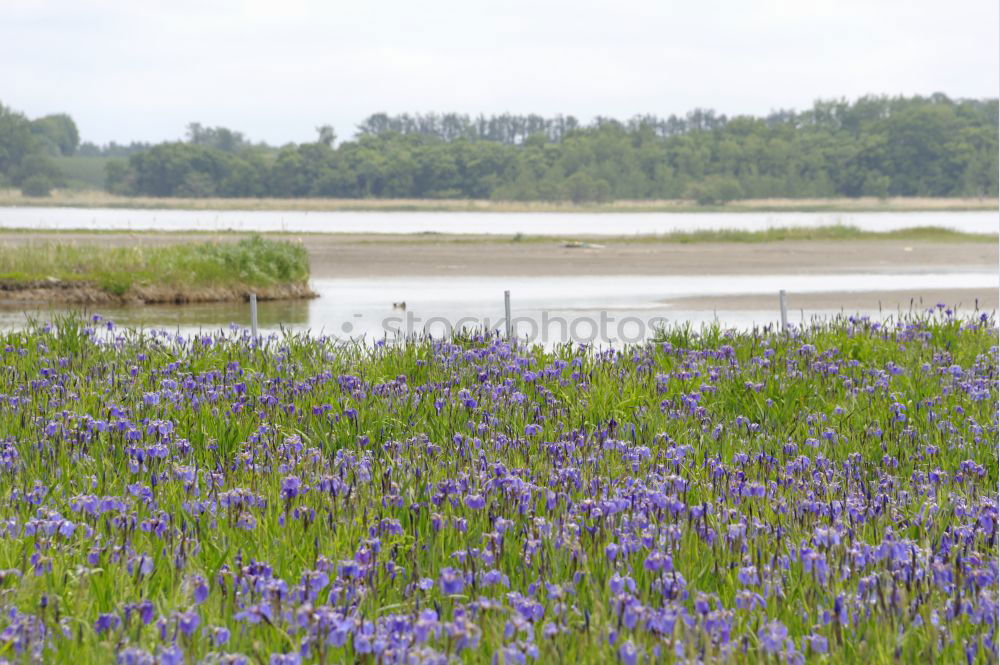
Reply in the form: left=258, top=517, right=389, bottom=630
left=779, top=289, right=788, bottom=332
left=250, top=293, right=258, bottom=338
left=504, top=290, right=512, bottom=341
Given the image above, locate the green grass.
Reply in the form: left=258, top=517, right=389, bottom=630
left=0, top=235, right=311, bottom=296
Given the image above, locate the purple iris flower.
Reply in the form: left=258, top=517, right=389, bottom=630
left=158, top=646, right=184, bottom=665
left=95, top=613, right=120, bottom=634
left=439, top=567, right=465, bottom=595
left=281, top=476, right=302, bottom=500
left=211, top=626, right=230, bottom=646
left=619, top=640, right=638, bottom=665
left=759, top=620, right=788, bottom=653
left=192, top=576, right=209, bottom=604
left=807, top=634, right=829, bottom=654
left=270, top=653, right=301, bottom=665
left=138, top=600, right=155, bottom=625
left=177, top=610, right=199, bottom=636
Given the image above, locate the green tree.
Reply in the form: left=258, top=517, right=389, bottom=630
left=0, top=103, right=36, bottom=183
left=316, top=125, right=336, bottom=147
left=30, top=113, right=79, bottom=156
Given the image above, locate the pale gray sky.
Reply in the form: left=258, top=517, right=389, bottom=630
left=3, top=0, right=997, bottom=145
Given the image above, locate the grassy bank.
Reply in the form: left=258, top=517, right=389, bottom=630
left=0, top=235, right=314, bottom=304
left=0, top=312, right=993, bottom=663
left=1, top=188, right=997, bottom=212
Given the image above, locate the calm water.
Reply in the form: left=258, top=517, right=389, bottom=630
left=2, top=272, right=993, bottom=344
left=0, top=207, right=996, bottom=235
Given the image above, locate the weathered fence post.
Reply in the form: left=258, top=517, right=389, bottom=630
left=250, top=293, right=258, bottom=338
left=779, top=289, right=788, bottom=332
left=504, top=290, right=512, bottom=341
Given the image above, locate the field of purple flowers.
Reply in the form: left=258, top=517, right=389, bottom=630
left=0, top=311, right=995, bottom=664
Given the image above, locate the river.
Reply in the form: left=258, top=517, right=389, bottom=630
left=1, top=272, right=993, bottom=345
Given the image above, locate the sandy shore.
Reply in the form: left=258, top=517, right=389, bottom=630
left=1, top=231, right=995, bottom=310
left=0, top=279, right=316, bottom=306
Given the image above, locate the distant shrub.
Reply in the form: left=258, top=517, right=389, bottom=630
left=176, top=171, right=217, bottom=198
left=20, top=175, right=53, bottom=197
left=563, top=172, right=611, bottom=203
left=686, top=176, right=745, bottom=205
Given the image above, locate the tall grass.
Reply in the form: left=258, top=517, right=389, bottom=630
left=0, top=235, right=310, bottom=295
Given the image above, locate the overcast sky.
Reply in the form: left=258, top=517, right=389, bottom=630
left=3, top=0, right=997, bottom=145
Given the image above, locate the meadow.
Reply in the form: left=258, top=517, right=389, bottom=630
left=0, top=310, right=993, bottom=664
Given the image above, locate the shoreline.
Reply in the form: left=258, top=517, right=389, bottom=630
left=1, top=191, right=996, bottom=213
left=0, top=280, right=317, bottom=306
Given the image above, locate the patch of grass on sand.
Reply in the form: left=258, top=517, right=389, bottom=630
left=0, top=235, right=310, bottom=296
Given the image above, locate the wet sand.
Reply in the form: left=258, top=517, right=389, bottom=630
left=301, top=238, right=996, bottom=279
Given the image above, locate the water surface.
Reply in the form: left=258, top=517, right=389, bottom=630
left=1, top=271, right=992, bottom=345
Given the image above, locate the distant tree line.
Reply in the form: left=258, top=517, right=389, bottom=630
left=108, top=95, right=998, bottom=201
left=2, top=94, right=996, bottom=201
left=354, top=110, right=730, bottom=143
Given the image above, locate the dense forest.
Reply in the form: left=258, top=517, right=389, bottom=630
left=2, top=94, right=997, bottom=201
